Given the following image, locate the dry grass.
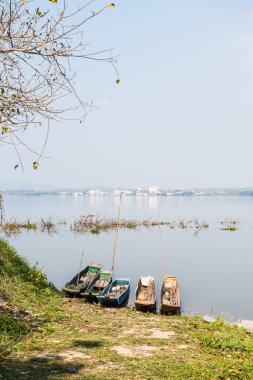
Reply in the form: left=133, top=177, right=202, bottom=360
left=0, top=219, right=37, bottom=235
left=70, top=216, right=211, bottom=235
left=0, top=217, right=58, bottom=235
left=0, top=216, right=244, bottom=236
left=40, top=217, right=57, bottom=234
left=220, top=219, right=239, bottom=231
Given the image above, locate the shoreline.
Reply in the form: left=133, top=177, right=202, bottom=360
left=0, top=240, right=253, bottom=379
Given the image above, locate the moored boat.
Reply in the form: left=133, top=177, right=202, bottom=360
left=97, top=278, right=130, bottom=307
left=135, top=275, right=156, bottom=312
left=63, top=262, right=103, bottom=296
left=159, top=275, right=181, bottom=315
left=81, top=271, right=112, bottom=302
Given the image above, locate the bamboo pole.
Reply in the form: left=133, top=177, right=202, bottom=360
left=111, top=194, right=122, bottom=278
left=76, top=244, right=85, bottom=288
left=157, top=196, right=165, bottom=277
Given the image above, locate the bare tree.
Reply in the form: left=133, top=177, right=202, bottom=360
left=0, top=0, right=118, bottom=169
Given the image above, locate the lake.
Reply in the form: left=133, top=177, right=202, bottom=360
left=3, top=194, right=253, bottom=321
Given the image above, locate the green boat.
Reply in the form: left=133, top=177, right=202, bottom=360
left=81, top=271, right=112, bottom=302
left=63, top=262, right=103, bottom=297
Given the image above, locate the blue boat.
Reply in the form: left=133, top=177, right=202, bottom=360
left=97, top=278, right=130, bottom=307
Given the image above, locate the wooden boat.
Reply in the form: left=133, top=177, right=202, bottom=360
left=63, top=262, right=103, bottom=296
left=135, top=276, right=156, bottom=312
left=159, top=275, right=181, bottom=315
left=81, top=271, right=112, bottom=302
left=97, top=278, right=130, bottom=307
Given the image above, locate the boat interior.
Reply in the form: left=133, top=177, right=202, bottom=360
left=137, top=276, right=155, bottom=302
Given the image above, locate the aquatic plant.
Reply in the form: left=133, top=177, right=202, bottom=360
left=40, top=217, right=57, bottom=234
left=0, top=193, right=4, bottom=222
left=220, top=226, right=238, bottom=231
left=0, top=219, right=37, bottom=235
left=0, top=216, right=243, bottom=236
left=70, top=215, right=180, bottom=234
left=71, top=216, right=140, bottom=234
left=178, top=220, right=187, bottom=229
left=220, top=219, right=239, bottom=231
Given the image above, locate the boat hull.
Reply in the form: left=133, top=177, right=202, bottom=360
left=159, top=304, right=181, bottom=315
left=97, top=279, right=130, bottom=307
left=63, top=286, right=83, bottom=297
left=81, top=271, right=112, bottom=302
left=135, top=276, right=156, bottom=312
left=63, top=263, right=102, bottom=297
left=135, top=301, right=156, bottom=312
left=159, top=275, right=181, bottom=315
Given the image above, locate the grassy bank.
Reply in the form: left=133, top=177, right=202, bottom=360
left=0, top=240, right=253, bottom=379
left=0, top=239, right=60, bottom=358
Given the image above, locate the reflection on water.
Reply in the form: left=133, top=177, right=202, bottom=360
left=3, top=195, right=253, bottom=320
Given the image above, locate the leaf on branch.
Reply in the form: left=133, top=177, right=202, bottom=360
left=36, top=8, right=42, bottom=17
left=49, top=0, right=58, bottom=3
left=2, top=126, right=10, bottom=134
left=33, top=162, right=39, bottom=170
left=14, top=164, right=19, bottom=170
left=108, top=3, right=115, bottom=8
left=21, top=1, right=27, bottom=5
left=116, top=79, right=120, bottom=85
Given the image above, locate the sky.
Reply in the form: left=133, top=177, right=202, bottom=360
left=2, top=0, right=253, bottom=189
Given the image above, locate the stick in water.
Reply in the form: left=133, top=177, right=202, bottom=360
left=76, top=243, right=85, bottom=288
left=157, top=197, right=165, bottom=277
left=111, top=194, right=122, bottom=278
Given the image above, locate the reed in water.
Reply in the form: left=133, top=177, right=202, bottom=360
left=0, top=216, right=242, bottom=235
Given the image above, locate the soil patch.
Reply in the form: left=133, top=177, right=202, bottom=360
left=58, top=350, right=92, bottom=361
left=112, top=345, right=158, bottom=357
left=149, top=329, right=176, bottom=339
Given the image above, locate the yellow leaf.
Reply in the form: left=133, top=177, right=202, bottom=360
left=108, top=3, right=115, bottom=8
left=2, top=126, right=10, bottom=134
left=50, top=0, right=58, bottom=3
left=116, top=79, right=120, bottom=85
left=36, top=8, right=42, bottom=16
left=33, top=162, right=39, bottom=170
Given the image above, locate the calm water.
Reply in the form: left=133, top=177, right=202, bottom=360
left=3, top=195, right=253, bottom=320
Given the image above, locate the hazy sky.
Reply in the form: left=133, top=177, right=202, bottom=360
left=2, top=0, right=253, bottom=189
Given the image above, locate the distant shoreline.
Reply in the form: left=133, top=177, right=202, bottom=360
left=3, top=188, right=253, bottom=197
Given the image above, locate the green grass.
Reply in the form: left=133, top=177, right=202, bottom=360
left=0, top=239, right=60, bottom=357
left=0, top=240, right=253, bottom=379
left=1, top=304, right=253, bottom=379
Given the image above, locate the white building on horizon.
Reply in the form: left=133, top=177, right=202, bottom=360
left=87, top=189, right=103, bottom=196
left=148, top=186, right=159, bottom=195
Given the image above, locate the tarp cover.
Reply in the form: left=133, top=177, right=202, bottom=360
left=141, top=275, right=154, bottom=287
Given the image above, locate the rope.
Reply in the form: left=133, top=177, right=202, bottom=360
left=111, top=193, right=122, bottom=278
left=157, top=196, right=165, bottom=277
